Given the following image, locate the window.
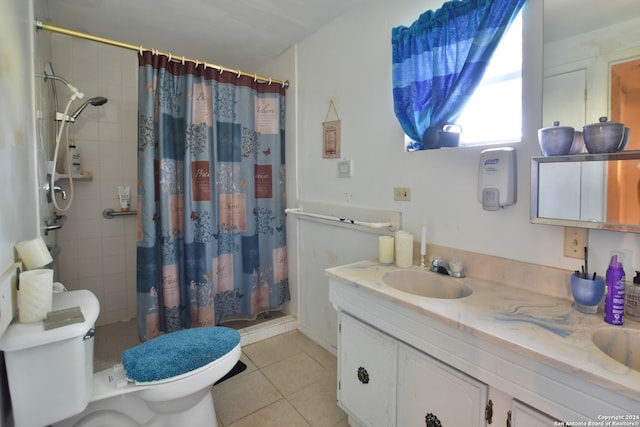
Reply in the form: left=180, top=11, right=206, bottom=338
left=402, top=12, right=523, bottom=149
left=456, top=12, right=522, bottom=146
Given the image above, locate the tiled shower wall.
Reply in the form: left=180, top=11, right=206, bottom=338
left=52, top=34, right=138, bottom=325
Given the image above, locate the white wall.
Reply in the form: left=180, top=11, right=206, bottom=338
left=285, top=0, right=640, bottom=350
left=295, top=0, right=554, bottom=264
left=1, top=0, right=39, bottom=424
left=0, top=0, right=39, bottom=269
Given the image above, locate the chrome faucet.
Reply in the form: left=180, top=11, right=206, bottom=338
left=430, top=258, right=465, bottom=278
left=53, top=184, right=67, bottom=200
left=44, top=173, right=67, bottom=203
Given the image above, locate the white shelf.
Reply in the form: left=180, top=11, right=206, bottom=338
left=56, top=172, right=93, bottom=181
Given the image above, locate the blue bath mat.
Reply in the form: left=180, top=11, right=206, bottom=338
left=122, top=326, right=240, bottom=383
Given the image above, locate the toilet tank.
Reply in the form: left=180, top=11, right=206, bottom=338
left=0, top=290, right=100, bottom=427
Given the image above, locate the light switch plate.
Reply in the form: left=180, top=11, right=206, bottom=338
left=337, top=160, right=353, bottom=177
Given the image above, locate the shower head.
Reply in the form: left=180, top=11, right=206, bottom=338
left=70, top=96, right=108, bottom=121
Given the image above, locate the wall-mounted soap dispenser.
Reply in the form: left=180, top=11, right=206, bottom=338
left=478, top=147, right=517, bottom=211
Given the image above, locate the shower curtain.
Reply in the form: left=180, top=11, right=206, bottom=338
left=136, top=51, right=289, bottom=341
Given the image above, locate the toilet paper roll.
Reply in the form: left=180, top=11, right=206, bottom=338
left=378, top=236, right=394, bottom=264
left=395, top=231, right=414, bottom=268
left=18, top=269, right=54, bottom=323
left=15, top=237, right=53, bottom=270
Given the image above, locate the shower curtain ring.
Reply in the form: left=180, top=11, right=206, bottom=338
left=254, top=74, right=257, bottom=82
left=168, top=53, right=172, bottom=62
left=139, top=46, right=143, bottom=56
left=268, top=78, right=272, bottom=85
left=195, top=59, right=199, bottom=68
left=237, top=70, right=241, bottom=78
left=182, top=56, right=185, bottom=65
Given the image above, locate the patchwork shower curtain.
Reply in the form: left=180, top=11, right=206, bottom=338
left=136, top=51, right=289, bottom=341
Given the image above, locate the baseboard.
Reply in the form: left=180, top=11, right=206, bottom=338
left=237, top=314, right=298, bottom=346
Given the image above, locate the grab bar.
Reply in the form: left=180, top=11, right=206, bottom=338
left=102, top=208, right=137, bottom=219
left=284, top=208, right=394, bottom=230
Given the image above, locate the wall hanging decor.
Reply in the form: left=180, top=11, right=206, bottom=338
left=323, top=100, right=341, bottom=158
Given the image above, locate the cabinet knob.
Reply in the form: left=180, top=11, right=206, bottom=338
left=485, top=399, right=493, bottom=424
left=425, top=412, right=443, bottom=427
left=357, top=366, right=369, bottom=384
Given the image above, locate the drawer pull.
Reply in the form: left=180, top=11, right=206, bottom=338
left=357, top=367, right=369, bottom=384
left=425, top=413, right=442, bottom=427
left=485, top=399, right=493, bottom=424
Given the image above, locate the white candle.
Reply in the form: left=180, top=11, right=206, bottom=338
left=378, top=236, right=394, bottom=263
left=395, top=231, right=414, bottom=268
left=420, top=225, right=427, bottom=256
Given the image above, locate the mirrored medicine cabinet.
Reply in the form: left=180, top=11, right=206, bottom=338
left=531, top=151, right=640, bottom=232
left=533, top=0, right=640, bottom=232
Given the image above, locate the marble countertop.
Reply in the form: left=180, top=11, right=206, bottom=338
left=326, top=259, right=640, bottom=401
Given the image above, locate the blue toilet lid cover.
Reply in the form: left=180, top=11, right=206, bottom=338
left=121, top=326, right=240, bottom=383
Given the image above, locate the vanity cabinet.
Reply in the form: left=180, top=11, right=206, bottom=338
left=397, top=342, right=488, bottom=426
left=338, top=312, right=396, bottom=427
left=488, top=388, right=559, bottom=427
left=329, top=271, right=640, bottom=423
left=510, top=400, right=559, bottom=426
left=338, top=312, right=489, bottom=427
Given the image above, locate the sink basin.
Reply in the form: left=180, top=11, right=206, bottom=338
left=592, top=328, right=640, bottom=372
left=382, top=270, right=472, bottom=299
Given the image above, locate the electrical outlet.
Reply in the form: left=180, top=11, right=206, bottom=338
left=563, top=227, right=588, bottom=259
left=394, top=187, right=411, bottom=201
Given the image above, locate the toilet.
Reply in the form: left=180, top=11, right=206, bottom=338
left=0, top=289, right=241, bottom=427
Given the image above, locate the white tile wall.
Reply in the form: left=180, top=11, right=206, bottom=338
left=53, top=34, right=138, bottom=326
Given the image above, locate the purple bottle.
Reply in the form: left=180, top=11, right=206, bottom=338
left=604, top=255, right=625, bottom=325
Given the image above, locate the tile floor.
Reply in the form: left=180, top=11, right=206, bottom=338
left=94, top=318, right=348, bottom=427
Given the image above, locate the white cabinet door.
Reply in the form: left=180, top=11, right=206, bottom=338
left=397, top=343, right=488, bottom=427
left=511, top=400, right=559, bottom=427
left=338, top=312, right=397, bottom=427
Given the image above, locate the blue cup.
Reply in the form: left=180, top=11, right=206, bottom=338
left=571, top=274, right=605, bottom=314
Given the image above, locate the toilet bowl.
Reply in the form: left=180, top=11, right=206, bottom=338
left=0, top=290, right=241, bottom=427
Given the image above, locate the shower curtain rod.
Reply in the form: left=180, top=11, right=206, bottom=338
left=35, top=21, right=289, bottom=88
